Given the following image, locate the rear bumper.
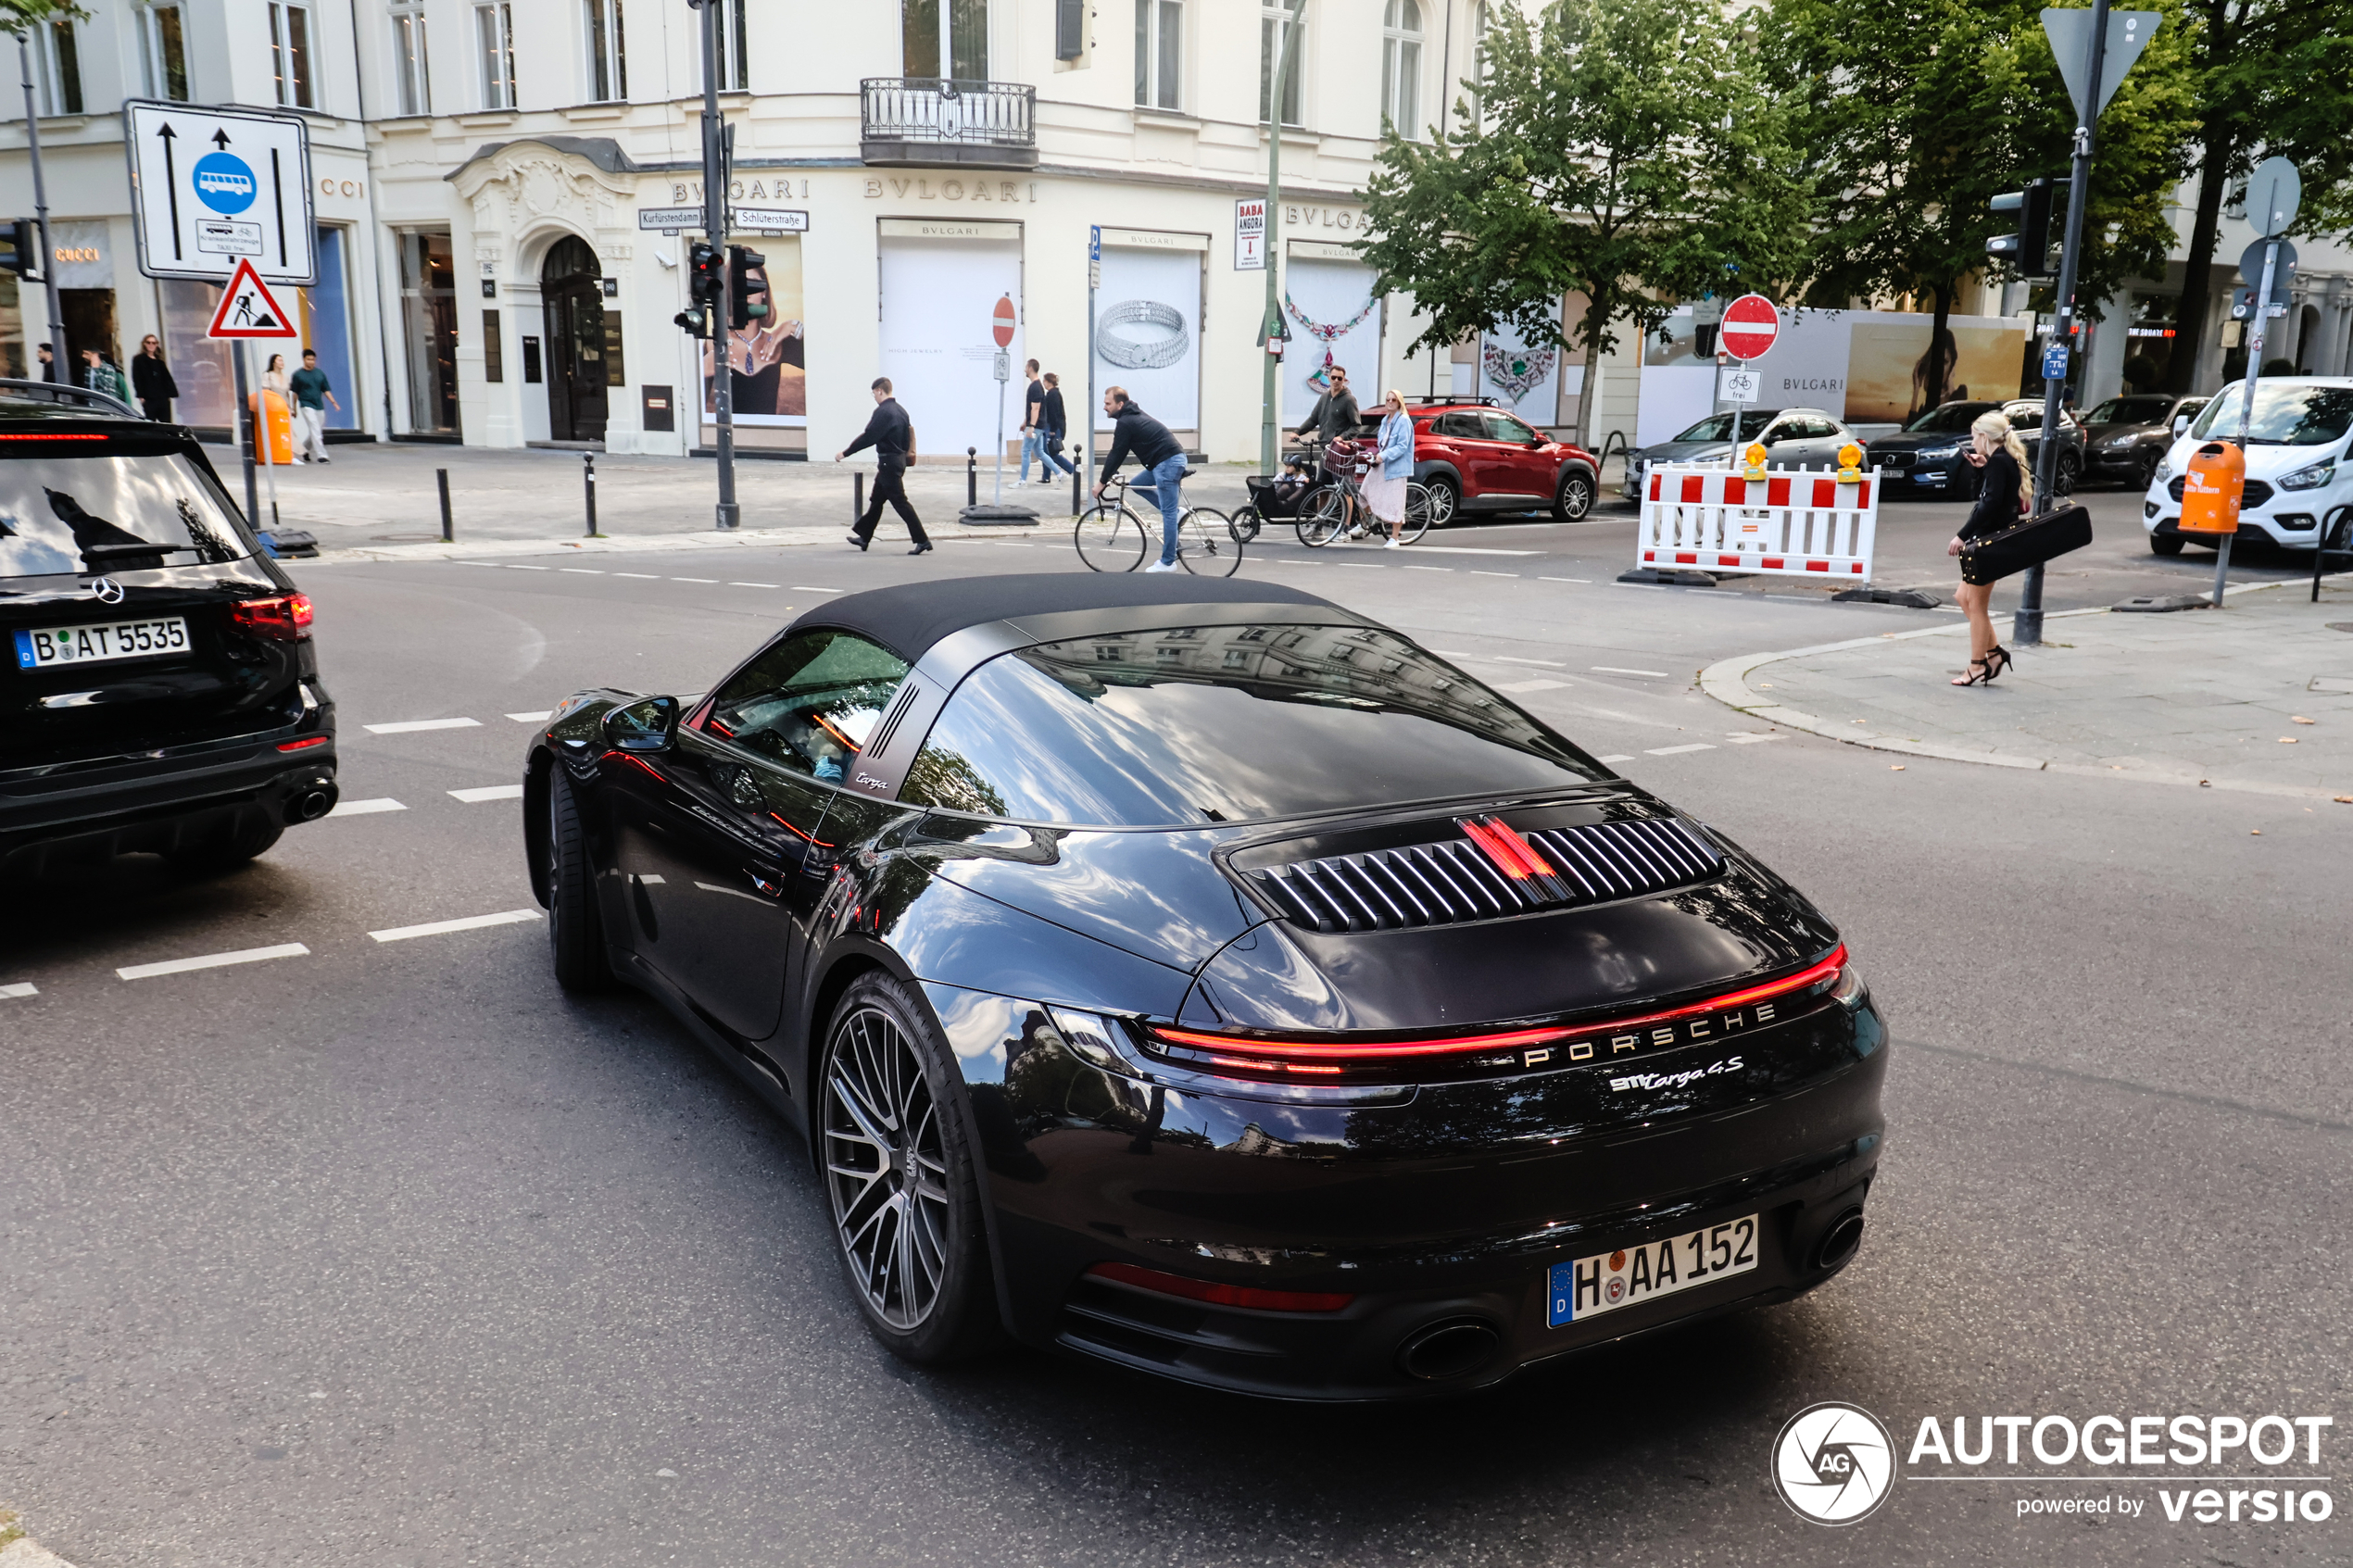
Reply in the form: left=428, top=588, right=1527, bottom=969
left=0, top=728, right=337, bottom=873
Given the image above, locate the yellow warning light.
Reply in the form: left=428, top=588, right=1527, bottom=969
left=1743, top=442, right=1768, bottom=481
left=1836, top=442, right=1864, bottom=483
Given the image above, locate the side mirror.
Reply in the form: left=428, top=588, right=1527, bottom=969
left=604, top=694, right=679, bottom=753
left=2172, top=415, right=2190, bottom=436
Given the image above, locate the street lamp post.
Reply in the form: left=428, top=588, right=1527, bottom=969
left=16, top=32, right=69, bottom=375
left=1258, top=0, right=1307, bottom=477
left=695, top=0, right=737, bottom=529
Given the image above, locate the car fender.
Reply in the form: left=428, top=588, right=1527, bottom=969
left=1414, top=458, right=1463, bottom=492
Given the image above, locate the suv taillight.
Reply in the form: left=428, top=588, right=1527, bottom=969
left=231, top=593, right=314, bottom=641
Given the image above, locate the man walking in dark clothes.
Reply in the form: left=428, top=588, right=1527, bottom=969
left=835, top=377, right=933, bottom=554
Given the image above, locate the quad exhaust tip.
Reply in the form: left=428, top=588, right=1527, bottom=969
left=1815, top=1209, right=1867, bottom=1272
left=1397, top=1317, right=1502, bottom=1382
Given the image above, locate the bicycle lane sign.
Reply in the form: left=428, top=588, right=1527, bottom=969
left=124, top=99, right=317, bottom=285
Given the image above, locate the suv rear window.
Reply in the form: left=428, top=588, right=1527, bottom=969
left=0, top=452, right=249, bottom=579
left=900, top=623, right=1606, bottom=827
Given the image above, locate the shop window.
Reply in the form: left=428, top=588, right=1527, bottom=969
left=398, top=231, right=460, bottom=436
left=299, top=227, right=359, bottom=431
left=33, top=19, right=82, bottom=117
left=1382, top=0, right=1421, bottom=139
left=141, top=4, right=191, bottom=102
left=1134, top=0, right=1180, bottom=110
left=391, top=1, right=431, bottom=116
left=708, top=0, right=748, bottom=91
left=585, top=0, right=627, bottom=102
left=1259, top=3, right=1303, bottom=127
left=475, top=2, right=516, bottom=109
left=271, top=3, right=315, bottom=109
left=901, top=0, right=988, bottom=82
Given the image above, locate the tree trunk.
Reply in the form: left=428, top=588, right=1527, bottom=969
left=1571, top=287, right=1617, bottom=451
left=2168, top=132, right=2233, bottom=396
left=1921, top=280, right=1957, bottom=412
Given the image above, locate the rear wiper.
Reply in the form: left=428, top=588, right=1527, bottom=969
left=81, top=541, right=195, bottom=565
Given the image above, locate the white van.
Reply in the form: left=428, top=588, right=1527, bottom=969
left=2142, top=378, right=2352, bottom=555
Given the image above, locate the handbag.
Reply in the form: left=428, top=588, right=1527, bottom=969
left=1959, top=502, right=2093, bottom=585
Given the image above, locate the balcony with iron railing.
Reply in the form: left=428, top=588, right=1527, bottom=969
left=860, top=78, right=1038, bottom=169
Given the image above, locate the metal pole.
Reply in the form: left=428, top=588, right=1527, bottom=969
left=1086, top=228, right=1099, bottom=495
left=584, top=451, right=598, bottom=536
left=1259, top=0, right=1307, bottom=478
left=257, top=346, right=282, bottom=529
left=18, top=35, right=67, bottom=373
left=437, top=467, right=453, bottom=541
left=2016, top=0, right=2109, bottom=649
left=853, top=470, right=865, bottom=526
left=233, top=343, right=259, bottom=528
left=701, top=0, right=737, bottom=529
left=991, top=376, right=1005, bottom=504
left=967, top=446, right=977, bottom=508
left=2217, top=240, right=2279, bottom=606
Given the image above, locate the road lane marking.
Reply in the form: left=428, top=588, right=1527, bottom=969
left=455, top=561, right=503, bottom=569
left=1644, top=743, right=1717, bottom=756
left=1541, top=576, right=1592, bottom=583
left=693, top=881, right=768, bottom=903
left=1497, top=679, right=1570, bottom=693
left=1403, top=564, right=1453, bottom=571
left=1470, top=570, right=1521, bottom=578
left=560, top=568, right=604, bottom=575
left=729, top=582, right=780, bottom=588
left=792, top=585, right=846, bottom=593
left=1494, top=657, right=1567, bottom=667
left=506, top=564, right=548, bottom=571
left=1593, top=667, right=1672, bottom=678
left=506, top=710, right=554, bottom=722
left=119, top=944, right=309, bottom=981
left=1596, top=754, right=1635, bottom=764
left=369, top=909, right=543, bottom=944
left=1724, top=732, right=1784, bottom=745
left=363, top=718, right=481, bottom=734
left=327, top=797, right=406, bottom=817
left=448, top=784, right=525, bottom=804
left=613, top=571, right=661, bottom=579
left=1388, top=546, right=1541, bottom=556
left=671, top=577, right=719, bottom=583
left=2, top=982, right=36, bottom=1000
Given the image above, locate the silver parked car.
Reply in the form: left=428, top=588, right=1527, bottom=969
left=1622, top=408, right=1859, bottom=500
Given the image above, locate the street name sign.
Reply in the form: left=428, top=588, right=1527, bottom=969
left=125, top=100, right=316, bottom=285
left=206, top=258, right=299, bottom=339
left=1236, top=198, right=1267, bottom=270
left=2041, top=9, right=2162, bottom=126
left=732, top=207, right=810, bottom=233
left=637, top=207, right=704, bottom=232
left=1719, top=295, right=1780, bottom=360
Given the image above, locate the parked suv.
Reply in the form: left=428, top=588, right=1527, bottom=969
left=0, top=382, right=336, bottom=879
left=1357, top=398, right=1600, bottom=525
left=1865, top=398, right=2084, bottom=496
left=2082, top=392, right=2208, bottom=491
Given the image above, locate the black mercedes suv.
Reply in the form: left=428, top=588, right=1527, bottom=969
left=1, top=381, right=335, bottom=879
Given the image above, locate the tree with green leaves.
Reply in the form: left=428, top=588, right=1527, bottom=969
left=2162, top=0, right=2353, bottom=391
left=0, top=0, right=86, bottom=33
left=1357, top=0, right=1811, bottom=446
left=1767, top=0, right=2196, bottom=415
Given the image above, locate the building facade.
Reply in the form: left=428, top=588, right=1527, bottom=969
left=2, top=0, right=2347, bottom=465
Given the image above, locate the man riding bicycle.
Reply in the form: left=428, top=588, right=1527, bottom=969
left=1094, top=386, right=1189, bottom=572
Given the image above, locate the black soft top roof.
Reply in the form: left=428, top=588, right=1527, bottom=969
left=787, top=572, right=1338, bottom=662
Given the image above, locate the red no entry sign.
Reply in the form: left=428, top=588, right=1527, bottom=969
left=991, top=294, right=1017, bottom=348
left=1719, top=294, right=1780, bottom=361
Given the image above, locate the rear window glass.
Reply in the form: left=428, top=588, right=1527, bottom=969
left=0, top=453, right=248, bottom=579
left=900, top=623, right=1607, bottom=827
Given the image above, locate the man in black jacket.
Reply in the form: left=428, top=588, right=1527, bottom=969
left=835, top=377, right=932, bottom=554
left=1095, top=385, right=1188, bottom=571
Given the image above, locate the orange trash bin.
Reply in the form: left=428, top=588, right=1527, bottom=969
left=2177, top=441, right=2245, bottom=535
left=247, top=390, right=295, bottom=465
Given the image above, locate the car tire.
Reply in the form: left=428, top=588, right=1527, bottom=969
left=2149, top=532, right=2184, bottom=557
left=2055, top=450, right=2081, bottom=496
left=1553, top=469, right=1595, bottom=522
left=169, top=815, right=284, bottom=876
left=2133, top=453, right=2159, bottom=493
left=1422, top=475, right=1459, bottom=528
left=545, top=766, right=612, bottom=991
left=819, top=971, right=1004, bottom=1366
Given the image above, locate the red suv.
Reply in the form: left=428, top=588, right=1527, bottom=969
left=1361, top=398, right=1601, bottom=525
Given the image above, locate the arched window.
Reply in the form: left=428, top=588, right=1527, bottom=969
left=1382, top=0, right=1422, bottom=138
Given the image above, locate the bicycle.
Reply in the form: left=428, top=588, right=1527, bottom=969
left=1074, top=471, right=1245, bottom=576
left=1287, top=440, right=1434, bottom=548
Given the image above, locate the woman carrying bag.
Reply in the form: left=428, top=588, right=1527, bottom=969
left=1365, top=388, right=1416, bottom=548
left=1947, top=410, right=2032, bottom=685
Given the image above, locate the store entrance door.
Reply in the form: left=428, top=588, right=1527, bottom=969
left=540, top=236, right=608, bottom=443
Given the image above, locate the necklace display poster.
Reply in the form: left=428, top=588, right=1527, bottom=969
left=877, top=220, right=1023, bottom=460
left=1088, top=231, right=1205, bottom=445
left=1281, top=257, right=1381, bottom=426
left=703, top=234, right=806, bottom=426
left=1475, top=319, right=1562, bottom=427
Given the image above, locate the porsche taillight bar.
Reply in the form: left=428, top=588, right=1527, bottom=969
left=1144, top=944, right=1849, bottom=1068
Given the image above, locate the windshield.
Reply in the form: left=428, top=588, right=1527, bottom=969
left=1671, top=411, right=1774, bottom=444
left=1904, top=403, right=1996, bottom=434
left=900, top=623, right=1608, bottom=827
left=2188, top=384, right=2353, bottom=446
left=0, top=453, right=248, bottom=579
left=2086, top=396, right=2171, bottom=425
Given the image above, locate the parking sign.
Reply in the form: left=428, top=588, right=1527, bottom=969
left=124, top=100, right=317, bottom=285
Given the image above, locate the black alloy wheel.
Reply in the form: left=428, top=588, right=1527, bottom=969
left=2133, top=452, right=2160, bottom=493
left=545, top=766, right=611, bottom=991
left=2055, top=449, right=2081, bottom=496
left=820, top=972, right=1001, bottom=1363
left=1554, top=469, right=1595, bottom=522
left=1422, top=474, right=1460, bottom=527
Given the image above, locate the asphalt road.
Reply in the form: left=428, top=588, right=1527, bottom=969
left=5, top=525, right=2347, bottom=1567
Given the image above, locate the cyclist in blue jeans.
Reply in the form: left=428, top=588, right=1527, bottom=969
left=1094, top=385, right=1187, bottom=571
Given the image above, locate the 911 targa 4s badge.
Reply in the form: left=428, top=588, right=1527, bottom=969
left=520, top=574, right=1888, bottom=1399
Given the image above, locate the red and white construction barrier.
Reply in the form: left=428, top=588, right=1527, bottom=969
left=1636, top=465, right=1881, bottom=583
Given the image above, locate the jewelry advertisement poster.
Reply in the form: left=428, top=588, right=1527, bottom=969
left=1279, top=260, right=1381, bottom=425
left=1088, top=245, right=1202, bottom=433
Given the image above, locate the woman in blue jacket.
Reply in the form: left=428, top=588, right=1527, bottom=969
left=1365, top=389, right=1417, bottom=547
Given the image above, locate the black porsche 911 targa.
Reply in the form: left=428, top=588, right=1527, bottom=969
left=522, top=574, right=1886, bottom=1399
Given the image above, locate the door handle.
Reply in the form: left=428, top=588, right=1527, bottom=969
left=744, top=869, right=786, bottom=899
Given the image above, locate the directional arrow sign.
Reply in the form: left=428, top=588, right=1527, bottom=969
left=124, top=99, right=316, bottom=285
left=206, top=258, right=301, bottom=339
left=2041, top=9, right=2162, bottom=126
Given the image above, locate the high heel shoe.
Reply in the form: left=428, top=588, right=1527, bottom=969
left=1982, top=645, right=2014, bottom=682
left=1951, top=658, right=1992, bottom=687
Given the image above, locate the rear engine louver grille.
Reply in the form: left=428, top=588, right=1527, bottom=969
left=1248, top=819, right=1722, bottom=933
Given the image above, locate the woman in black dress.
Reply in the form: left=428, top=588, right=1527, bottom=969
left=132, top=334, right=179, bottom=422
left=1947, top=409, right=2032, bottom=685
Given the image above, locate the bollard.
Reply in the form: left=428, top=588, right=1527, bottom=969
left=583, top=452, right=598, bottom=537
left=967, top=446, right=978, bottom=508
left=437, top=468, right=453, bottom=542
left=854, top=470, right=865, bottom=526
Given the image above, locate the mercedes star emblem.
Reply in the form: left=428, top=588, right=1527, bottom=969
left=92, top=578, right=126, bottom=605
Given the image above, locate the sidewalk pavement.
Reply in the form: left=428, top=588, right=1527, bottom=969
left=1702, top=573, right=2353, bottom=802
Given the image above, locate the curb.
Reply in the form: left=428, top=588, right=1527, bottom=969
left=0, top=1523, right=79, bottom=1568
left=1698, top=571, right=2353, bottom=802
left=297, top=521, right=1069, bottom=567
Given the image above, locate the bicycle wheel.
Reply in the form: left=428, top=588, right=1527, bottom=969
left=1075, top=505, right=1149, bottom=571
left=1176, top=508, right=1244, bottom=577
left=1296, top=486, right=1348, bottom=547
left=1228, top=506, right=1263, bottom=544
left=1395, top=483, right=1433, bottom=546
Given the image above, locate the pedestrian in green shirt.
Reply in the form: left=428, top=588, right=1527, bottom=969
left=288, top=348, right=340, bottom=464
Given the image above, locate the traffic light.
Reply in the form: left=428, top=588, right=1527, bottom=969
left=675, top=241, right=721, bottom=338
left=0, top=219, right=41, bottom=281
left=727, top=245, right=769, bottom=332
left=1986, top=179, right=2057, bottom=278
